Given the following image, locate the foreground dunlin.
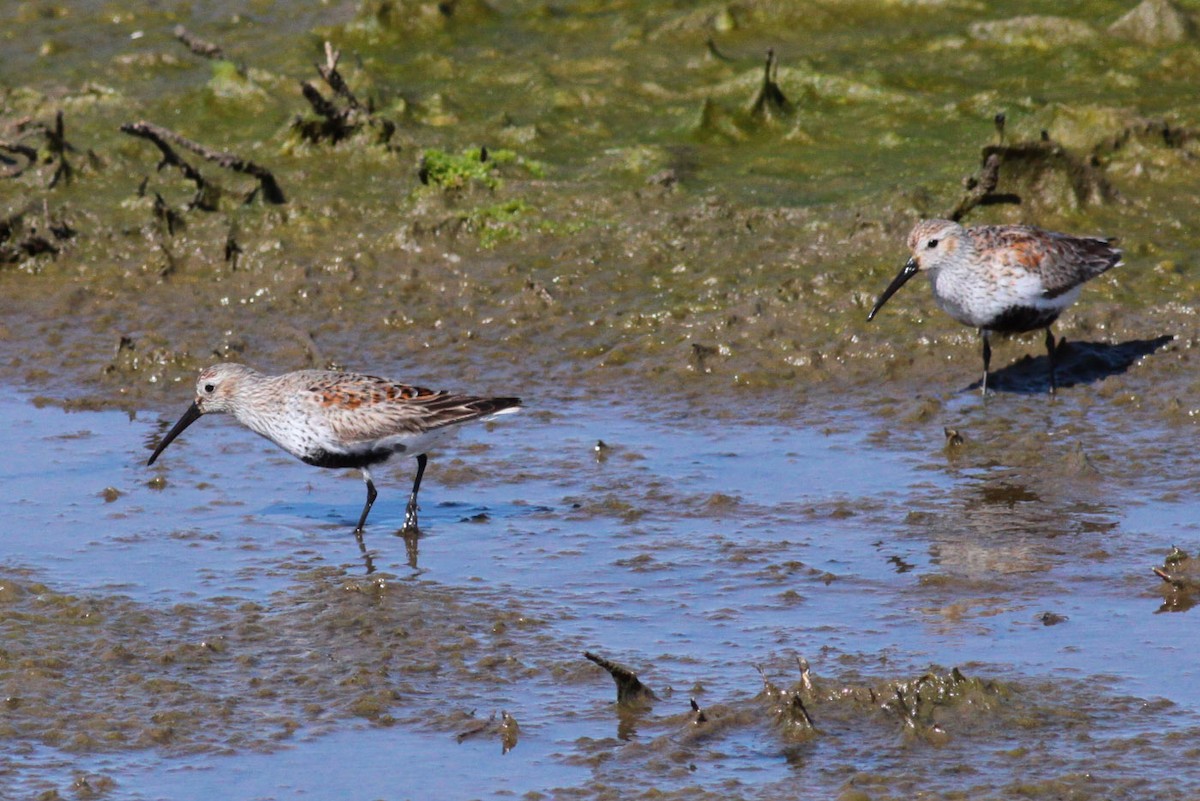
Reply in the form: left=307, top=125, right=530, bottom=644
left=147, top=363, right=521, bottom=535
left=867, top=219, right=1123, bottom=393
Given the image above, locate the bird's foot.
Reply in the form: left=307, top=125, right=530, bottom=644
left=402, top=500, right=420, bottom=535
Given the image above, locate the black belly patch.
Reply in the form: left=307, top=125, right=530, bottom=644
left=301, top=445, right=405, bottom=470
left=987, top=306, right=1060, bottom=334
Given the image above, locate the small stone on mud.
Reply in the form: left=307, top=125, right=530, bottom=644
left=100, top=486, right=122, bottom=502
left=778, top=589, right=804, bottom=605
left=646, top=169, right=678, bottom=189
left=1064, top=442, right=1102, bottom=476
left=1108, top=0, right=1195, bottom=45
left=705, top=492, right=738, bottom=508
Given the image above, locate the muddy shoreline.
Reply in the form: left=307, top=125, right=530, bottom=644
left=4, top=1, right=1200, bottom=799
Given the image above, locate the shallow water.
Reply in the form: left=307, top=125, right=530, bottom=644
left=4, top=387, right=1200, bottom=799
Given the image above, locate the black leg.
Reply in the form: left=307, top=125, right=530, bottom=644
left=980, top=329, right=992, bottom=395
left=1045, top=327, right=1057, bottom=394
left=403, top=453, right=428, bottom=533
left=355, top=473, right=378, bottom=534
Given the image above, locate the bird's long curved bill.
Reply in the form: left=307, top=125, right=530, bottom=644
left=867, top=258, right=919, bottom=321
left=147, top=401, right=203, bottom=466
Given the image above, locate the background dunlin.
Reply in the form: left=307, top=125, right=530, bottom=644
left=868, top=219, right=1123, bottom=393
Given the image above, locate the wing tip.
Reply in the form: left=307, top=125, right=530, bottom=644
left=489, top=398, right=522, bottom=415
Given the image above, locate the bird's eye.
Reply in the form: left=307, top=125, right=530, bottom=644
left=926, top=239, right=939, bottom=249
left=204, top=383, right=215, bottom=393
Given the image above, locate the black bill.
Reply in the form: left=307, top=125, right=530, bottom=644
left=147, top=401, right=203, bottom=466
left=866, top=258, right=919, bottom=321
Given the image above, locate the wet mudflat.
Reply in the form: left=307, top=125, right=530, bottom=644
left=4, top=0, right=1200, bottom=798
left=3, top=386, right=1200, bottom=800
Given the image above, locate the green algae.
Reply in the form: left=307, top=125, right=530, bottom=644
left=419, top=147, right=501, bottom=189
left=419, top=147, right=544, bottom=190
left=2, top=0, right=1199, bottom=414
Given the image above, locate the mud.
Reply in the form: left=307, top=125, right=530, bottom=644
left=3, top=1, right=1200, bottom=799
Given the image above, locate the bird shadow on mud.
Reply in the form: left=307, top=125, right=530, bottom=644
left=967, top=334, right=1174, bottom=394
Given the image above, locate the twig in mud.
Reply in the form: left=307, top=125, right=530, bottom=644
left=294, top=42, right=397, bottom=147
left=455, top=710, right=493, bottom=742
left=747, top=48, right=793, bottom=121
left=584, top=651, right=658, bottom=706
left=301, top=82, right=342, bottom=121
left=705, top=37, right=734, bottom=62
left=755, top=663, right=782, bottom=700
left=949, top=130, right=1117, bottom=222
left=45, top=111, right=74, bottom=188
left=317, top=42, right=363, bottom=111
left=890, top=686, right=918, bottom=730
left=759, top=663, right=817, bottom=732
left=120, top=122, right=215, bottom=210
left=0, top=141, right=36, bottom=178
left=1, top=111, right=78, bottom=186
left=173, top=25, right=226, bottom=60
left=172, top=26, right=249, bottom=80
left=1153, top=566, right=1182, bottom=587
left=120, top=121, right=285, bottom=205
left=947, top=152, right=1008, bottom=222
left=152, top=192, right=185, bottom=236
left=796, top=655, right=813, bottom=692
left=789, top=692, right=815, bottom=728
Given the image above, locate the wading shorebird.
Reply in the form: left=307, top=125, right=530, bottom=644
left=867, top=219, right=1122, bottom=394
left=147, top=363, right=521, bottom=535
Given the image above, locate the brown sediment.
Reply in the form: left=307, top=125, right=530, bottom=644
left=0, top=201, right=74, bottom=262
left=0, top=568, right=553, bottom=756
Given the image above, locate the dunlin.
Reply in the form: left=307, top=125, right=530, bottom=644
left=147, top=363, right=520, bottom=534
left=867, top=219, right=1122, bottom=393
